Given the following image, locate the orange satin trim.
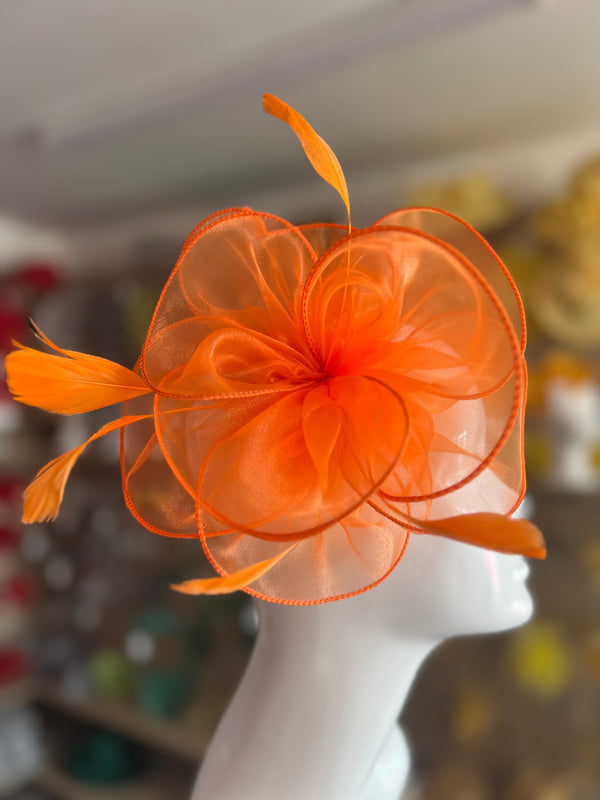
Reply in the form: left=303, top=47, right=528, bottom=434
left=4, top=94, right=544, bottom=604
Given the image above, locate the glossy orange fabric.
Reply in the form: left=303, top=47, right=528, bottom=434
left=117, top=204, right=530, bottom=603
left=5, top=95, right=542, bottom=604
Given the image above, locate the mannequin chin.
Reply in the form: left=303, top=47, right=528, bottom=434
left=192, top=529, right=534, bottom=800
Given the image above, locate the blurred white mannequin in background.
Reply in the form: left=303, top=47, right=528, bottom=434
left=192, top=529, right=533, bottom=800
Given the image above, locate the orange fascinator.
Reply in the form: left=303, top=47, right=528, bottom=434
left=5, top=95, right=545, bottom=604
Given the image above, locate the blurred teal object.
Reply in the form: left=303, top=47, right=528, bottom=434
left=134, top=608, right=182, bottom=636
left=137, top=667, right=189, bottom=718
left=89, top=649, right=134, bottom=702
left=67, top=731, right=144, bottom=785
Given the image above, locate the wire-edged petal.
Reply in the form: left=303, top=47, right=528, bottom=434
left=141, top=211, right=319, bottom=398
left=154, top=375, right=408, bottom=538
left=301, top=226, right=524, bottom=516
left=376, top=208, right=525, bottom=351
left=197, top=501, right=410, bottom=604
left=148, top=374, right=409, bottom=602
left=120, top=382, right=198, bottom=539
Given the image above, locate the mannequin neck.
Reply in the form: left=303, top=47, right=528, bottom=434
left=194, top=596, right=437, bottom=800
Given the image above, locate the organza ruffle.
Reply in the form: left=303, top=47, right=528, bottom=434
left=120, top=207, right=527, bottom=603
left=5, top=95, right=540, bottom=605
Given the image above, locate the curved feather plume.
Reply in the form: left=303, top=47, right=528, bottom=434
left=171, top=545, right=296, bottom=595
left=6, top=323, right=150, bottom=414
left=23, top=415, right=151, bottom=523
left=421, top=512, right=546, bottom=559
left=373, top=502, right=546, bottom=560
left=263, top=93, right=350, bottom=222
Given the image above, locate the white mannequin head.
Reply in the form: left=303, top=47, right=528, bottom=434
left=196, top=527, right=534, bottom=800
left=366, top=532, right=533, bottom=640
left=256, top=530, right=533, bottom=644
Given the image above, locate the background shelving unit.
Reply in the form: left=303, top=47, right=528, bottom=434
left=34, top=763, right=193, bottom=800
left=0, top=264, right=254, bottom=798
left=35, top=681, right=208, bottom=762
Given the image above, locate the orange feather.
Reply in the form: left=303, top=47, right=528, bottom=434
left=263, top=93, right=350, bottom=220
left=171, top=546, right=296, bottom=595
left=23, top=415, right=151, bottom=523
left=420, top=512, right=546, bottom=559
left=23, top=447, right=85, bottom=524
left=6, top=325, right=150, bottom=414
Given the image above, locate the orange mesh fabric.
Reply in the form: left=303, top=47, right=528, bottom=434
left=6, top=95, right=542, bottom=604
left=119, top=208, right=529, bottom=603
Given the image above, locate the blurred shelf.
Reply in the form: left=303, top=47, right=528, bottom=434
left=0, top=678, right=36, bottom=710
left=33, top=763, right=191, bottom=800
left=35, top=681, right=208, bottom=763
left=0, top=771, right=40, bottom=796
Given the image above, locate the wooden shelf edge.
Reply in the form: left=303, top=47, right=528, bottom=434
left=34, top=680, right=208, bottom=763
left=33, top=763, right=191, bottom=800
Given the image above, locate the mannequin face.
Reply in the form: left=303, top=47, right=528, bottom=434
left=373, top=532, right=533, bottom=640
left=257, top=520, right=534, bottom=643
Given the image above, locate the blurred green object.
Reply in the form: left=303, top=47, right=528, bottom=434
left=137, top=667, right=190, bottom=718
left=89, top=649, right=135, bottom=702
left=67, top=731, right=144, bottom=785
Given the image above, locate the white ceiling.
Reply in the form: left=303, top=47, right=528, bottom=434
left=0, top=0, right=598, bottom=234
